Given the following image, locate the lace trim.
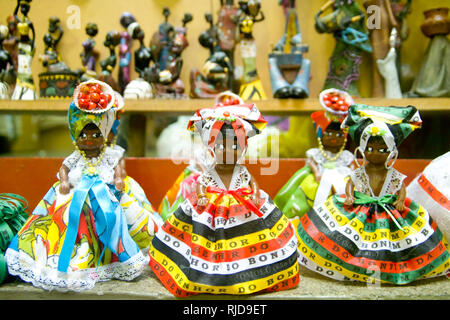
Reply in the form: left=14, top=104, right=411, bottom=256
left=353, top=167, right=405, bottom=197
left=198, top=165, right=250, bottom=190
left=5, top=248, right=149, bottom=292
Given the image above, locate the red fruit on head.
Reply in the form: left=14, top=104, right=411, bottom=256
left=88, top=102, right=98, bottom=110
left=322, top=93, right=330, bottom=100
left=78, top=98, right=89, bottom=109
left=90, top=92, right=100, bottom=103
left=80, top=85, right=90, bottom=95
left=331, top=96, right=339, bottom=102
left=324, top=100, right=332, bottom=107
left=105, top=93, right=112, bottom=103
left=99, top=99, right=107, bottom=108
left=78, top=92, right=87, bottom=100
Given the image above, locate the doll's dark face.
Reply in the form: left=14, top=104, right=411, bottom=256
left=76, top=123, right=104, bottom=158
left=214, top=133, right=243, bottom=165
left=321, top=127, right=346, bottom=150
left=364, top=138, right=390, bottom=166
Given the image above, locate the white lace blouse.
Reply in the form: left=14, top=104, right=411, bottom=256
left=351, top=166, right=406, bottom=197
left=198, top=165, right=251, bottom=190
left=59, top=146, right=123, bottom=187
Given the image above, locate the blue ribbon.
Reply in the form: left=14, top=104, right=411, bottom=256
left=57, top=174, right=139, bottom=273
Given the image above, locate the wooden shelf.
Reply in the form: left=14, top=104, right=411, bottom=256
left=0, top=97, right=449, bottom=115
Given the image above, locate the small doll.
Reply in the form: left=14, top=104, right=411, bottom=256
left=5, top=80, right=158, bottom=292
left=149, top=93, right=299, bottom=297
left=296, top=104, right=450, bottom=284
left=274, top=89, right=354, bottom=219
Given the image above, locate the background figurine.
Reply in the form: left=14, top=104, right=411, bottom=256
left=190, top=13, right=233, bottom=98
left=97, top=30, right=121, bottom=92
left=315, top=0, right=372, bottom=97
left=80, top=22, right=99, bottom=81
left=3, top=15, right=18, bottom=92
left=363, top=0, right=412, bottom=98
left=11, top=0, right=36, bottom=100
left=118, top=12, right=137, bottom=94
left=38, top=16, right=79, bottom=98
left=150, top=10, right=193, bottom=99
left=269, top=0, right=310, bottom=98
left=0, top=25, right=16, bottom=99
left=408, top=7, right=450, bottom=97
left=123, top=23, right=154, bottom=99
left=235, top=0, right=266, bottom=100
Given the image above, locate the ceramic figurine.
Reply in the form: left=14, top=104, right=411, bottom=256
left=190, top=13, right=233, bottom=98
left=11, top=0, right=37, bottom=100
left=80, top=22, right=99, bottom=81
left=38, top=16, right=80, bottom=99
left=315, top=0, right=372, bottom=97
left=123, top=23, right=154, bottom=99
left=2, top=15, right=19, bottom=92
left=296, top=104, right=450, bottom=284
left=0, top=25, right=16, bottom=99
left=5, top=80, right=161, bottom=292
left=274, top=89, right=354, bottom=219
left=269, top=0, right=310, bottom=98
left=236, top=0, right=267, bottom=100
left=150, top=9, right=193, bottom=99
left=0, top=193, right=28, bottom=284
left=149, top=92, right=299, bottom=297
left=218, top=0, right=239, bottom=70
left=363, top=0, right=412, bottom=98
left=407, top=151, right=450, bottom=242
left=118, top=13, right=137, bottom=94
left=97, top=30, right=121, bottom=92
left=408, top=7, right=450, bottom=97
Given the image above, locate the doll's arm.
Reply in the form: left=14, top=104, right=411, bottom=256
left=249, top=175, right=260, bottom=207
left=393, top=181, right=406, bottom=211
left=308, top=158, right=321, bottom=182
left=343, top=178, right=355, bottom=206
left=119, top=158, right=127, bottom=179
left=196, top=181, right=209, bottom=207
left=59, top=164, right=71, bottom=195
left=114, top=165, right=125, bottom=191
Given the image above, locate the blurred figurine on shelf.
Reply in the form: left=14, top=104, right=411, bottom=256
left=0, top=25, right=16, bottom=99
left=297, top=104, right=450, bottom=284
left=80, top=22, right=99, bottom=82
left=11, top=0, right=37, bottom=100
left=269, top=0, right=310, bottom=99
left=190, top=13, right=233, bottom=99
left=5, top=80, right=161, bottom=292
left=315, top=0, right=372, bottom=97
left=97, top=30, right=121, bottom=92
left=408, top=7, right=450, bottom=98
left=363, top=0, right=412, bottom=98
left=118, top=12, right=137, bottom=94
left=123, top=23, right=154, bottom=99
left=236, top=0, right=266, bottom=100
left=38, top=16, right=80, bottom=99
left=150, top=9, right=193, bottom=99
left=274, top=89, right=354, bottom=219
left=3, top=15, right=19, bottom=92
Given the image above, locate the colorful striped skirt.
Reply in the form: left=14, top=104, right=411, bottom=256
left=296, top=192, right=450, bottom=284
left=149, top=188, right=299, bottom=296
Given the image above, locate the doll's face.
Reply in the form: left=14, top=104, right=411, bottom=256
left=76, top=123, right=104, bottom=158
left=214, top=133, right=243, bottom=165
left=364, top=138, right=390, bottom=165
left=321, top=127, right=346, bottom=150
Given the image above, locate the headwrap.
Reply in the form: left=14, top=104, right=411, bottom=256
left=68, top=80, right=117, bottom=141
left=342, top=104, right=422, bottom=153
left=111, top=91, right=125, bottom=136
left=187, top=91, right=267, bottom=151
left=312, top=88, right=353, bottom=138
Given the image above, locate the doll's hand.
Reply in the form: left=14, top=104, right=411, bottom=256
left=343, top=194, right=355, bottom=206
left=314, top=173, right=322, bottom=183
left=197, top=195, right=209, bottom=207
left=115, top=178, right=125, bottom=191
left=393, top=198, right=405, bottom=212
left=59, top=181, right=71, bottom=195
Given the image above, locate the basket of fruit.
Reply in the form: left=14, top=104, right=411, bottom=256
left=73, top=79, right=115, bottom=113
left=319, top=88, right=354, bottom=116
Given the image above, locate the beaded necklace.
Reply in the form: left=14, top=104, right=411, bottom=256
left=317, top=135, right=347, bottom=162
left=73, top=140, right=108, bottom=176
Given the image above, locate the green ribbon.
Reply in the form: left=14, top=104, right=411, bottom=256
left=336, top=191, right=405, bottom=231
left=0, top=193, right=29, bottom=283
